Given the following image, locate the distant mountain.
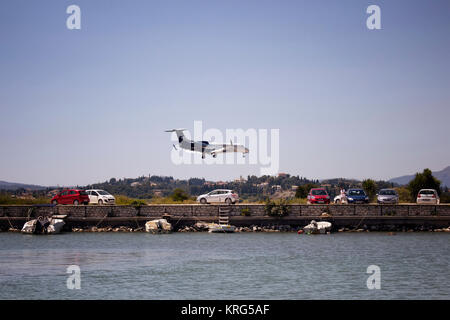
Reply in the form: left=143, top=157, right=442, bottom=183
left=389, top=166, right=450, bottom=187
left=0, top=181, right=47, bottom=191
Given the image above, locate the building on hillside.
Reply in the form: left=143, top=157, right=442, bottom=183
left=257, top=182, right=269, bottom=188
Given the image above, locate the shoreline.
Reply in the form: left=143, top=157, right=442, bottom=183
left=3, top=225, right=450, bottom=233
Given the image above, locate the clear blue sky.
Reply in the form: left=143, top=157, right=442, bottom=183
left=1, top=0, right=449, bottom=186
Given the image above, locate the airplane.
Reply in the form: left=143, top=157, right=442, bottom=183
left=165, top=129, right=249, bottom=159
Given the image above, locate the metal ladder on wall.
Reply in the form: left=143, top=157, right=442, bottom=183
left=218, top=206, right=231, bottom=225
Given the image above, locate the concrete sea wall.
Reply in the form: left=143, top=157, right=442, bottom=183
left=1, top=204, right=449, bottom=232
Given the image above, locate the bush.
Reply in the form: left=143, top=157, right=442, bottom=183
left=395, top=187, right=412, bottom=203
left=241, top=208, right=251, bottom=216
left=362, top=179, right=377, bottom=202
left=265, top=199, right=289, bottom=217
left=170, top=188, right=190, bottom=202
left=115, top=195, right=148, bottom=206
left=130, top=200, right=147, bottom=207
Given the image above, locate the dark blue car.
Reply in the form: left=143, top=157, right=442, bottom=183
left=347, top=189, right=369, bottom=204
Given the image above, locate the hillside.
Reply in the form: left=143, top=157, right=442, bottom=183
left=0, top=180, right=47, bottom=191
left=389, top=166, right=450, bottom=187
left=86, top=175, right=317, bottom=200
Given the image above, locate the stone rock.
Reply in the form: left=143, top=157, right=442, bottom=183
left=145, top=219, right=172, bottom=233
left=194, top=222, right=211, bottom=231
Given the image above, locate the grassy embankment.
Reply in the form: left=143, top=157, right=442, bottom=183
left=0, top=193, right=49, bottom=205
left=114, top=195, right=196, bottom=205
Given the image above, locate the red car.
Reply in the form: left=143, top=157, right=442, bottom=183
left=307, top=188, right=330, bottom=204
left=51, top=189, right=90, bottom=205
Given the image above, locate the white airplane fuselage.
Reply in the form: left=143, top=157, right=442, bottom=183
left=167, top=129, right=249, bottom=158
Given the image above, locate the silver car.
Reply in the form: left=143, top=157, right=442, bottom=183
left=416, top=189, right=440, bottom=204
left=377, top=189, right=399, bottom=204
left=197, top=189, right=239, bottom=204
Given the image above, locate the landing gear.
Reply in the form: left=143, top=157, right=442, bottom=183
left=202, top=153, right=205, bottom=159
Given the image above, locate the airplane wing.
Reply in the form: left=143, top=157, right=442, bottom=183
left=207, top=144, right=249, bottom=155
left=207, top=146, right=226, bottom=155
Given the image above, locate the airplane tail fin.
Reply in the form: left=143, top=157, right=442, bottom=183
left=165, top=128, right=187, bottom=143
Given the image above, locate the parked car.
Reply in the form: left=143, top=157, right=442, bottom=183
left=197, top=189, right=239, bottom=204
left=377, top=189, right=399, bottom=204
left=51, top=189, right=89, bottom=205
left=334, top=190, right=348, bottom=204
left=86, top=189, right=116, bottom=205
left=416, top=189, right=440, bottom=204
left=346, top=189, right=369, bottom=204
left=307, top=188, right=330, bottom=204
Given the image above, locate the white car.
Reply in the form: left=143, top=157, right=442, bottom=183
left=333, top=192, right=348, bottom=204
left=197, top=189, right=239, bottom=204
left=333, top=194, right=347, bottom=204
left=86, top=189, right=116, bottom=205
left=416, top=189, right=440, bottom=205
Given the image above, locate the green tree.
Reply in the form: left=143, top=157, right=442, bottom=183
left=295, top=183, right=318, bottom=198
left=407, top=168, right=441, bottom=200
left=171, top=188, right=190, bottom=202
left=362, top=179, right=377, bottom=201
